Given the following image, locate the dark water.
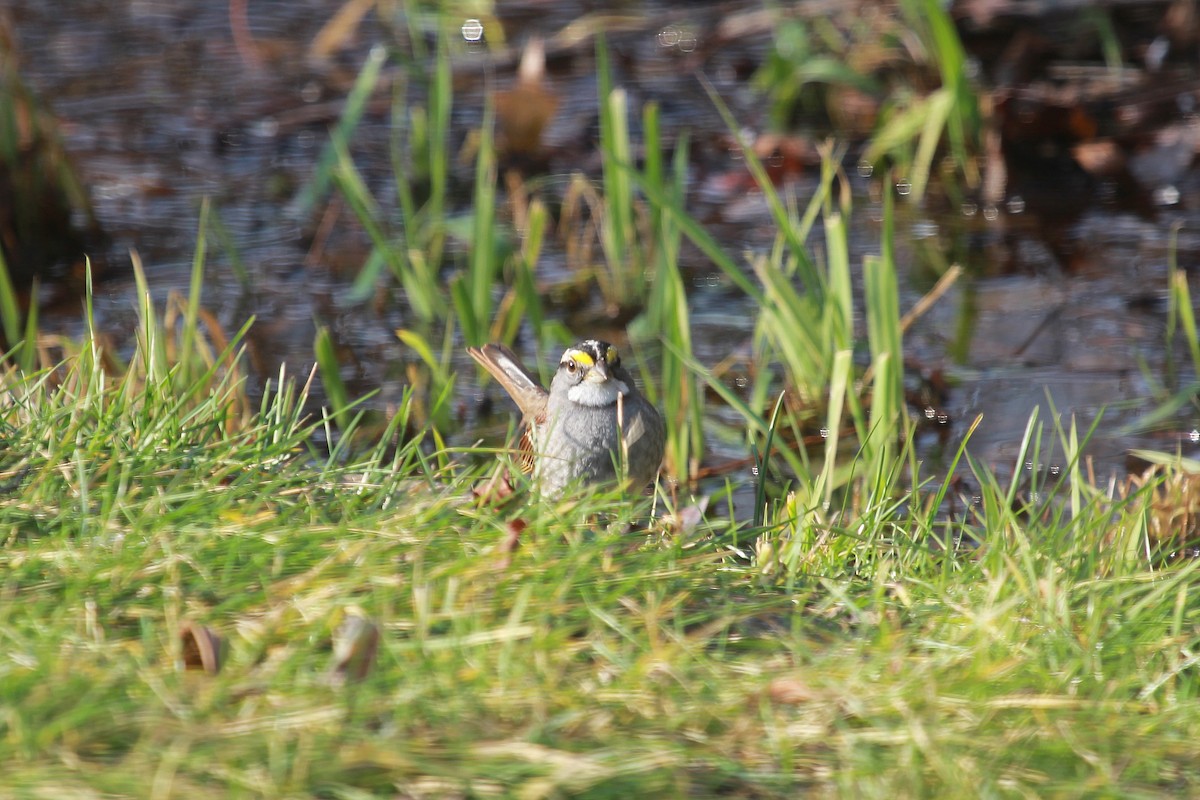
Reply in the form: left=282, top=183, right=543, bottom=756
left=7, top=1, right=1199, bottom=495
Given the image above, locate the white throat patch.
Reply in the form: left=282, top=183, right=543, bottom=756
left=567, top=377, right=629, bottom=407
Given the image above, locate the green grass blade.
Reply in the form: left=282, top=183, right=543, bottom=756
left=0, top=240, right=22, bottom=354
left=293, top=43, right=387, bottom=216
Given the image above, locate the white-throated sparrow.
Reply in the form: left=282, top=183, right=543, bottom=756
left=468, top=339, right=665, bottom=497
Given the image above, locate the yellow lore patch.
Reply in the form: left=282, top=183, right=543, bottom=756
left=565, top=349, right=595, bottom=367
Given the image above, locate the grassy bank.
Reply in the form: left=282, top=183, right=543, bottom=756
left=0, top=266, right=1198, bottom=797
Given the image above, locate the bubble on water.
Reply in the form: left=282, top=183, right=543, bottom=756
left=924, top=407, right=936, bottom=419
left=911, top=220, right=939, bottom=239
left=1189, top=428, right=1199, bottom=443
left=961, top=202, right=978, bottom=217
left=895, top=180, right=912, bottom=196
left=658, top=26, right=680, bottom=48
left=461, top=18, right=484, bottom=42
left=1153, top=185, right=1180, bottom=206
left=1145, top=36, right=1169, bottom=72
left=1006, top=195, right=1026, bottom=214
left=819, top=428, right=830, bottom=439
left=857, top=161, right=874, bottom=178
left=983, top=205, right=999, bottom=221
left=252, top=118, right=279, bottom=138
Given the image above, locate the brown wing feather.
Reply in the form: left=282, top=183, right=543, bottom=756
left=468, top=343, right=549, bottom=475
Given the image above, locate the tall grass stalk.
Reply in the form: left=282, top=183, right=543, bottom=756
left=1167, top=227, right=1200, bottom=381
left=452, top=92, right=499, bottom=347
left=293, top=44, right=388, bottom=219
left=594, top=35, right=646, bottom=310
left=0, top=245, right=21, bottom=352
left=860, top=180, right=906, bottom=468
left=638, top=103, right=702, bottom=486
left=865, top=0, right=982, bottom=200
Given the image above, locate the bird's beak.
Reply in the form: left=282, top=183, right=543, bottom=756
left=586, top=358, right=610, bottom=383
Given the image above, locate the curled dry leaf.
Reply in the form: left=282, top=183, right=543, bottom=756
left=330, top=612, right=380, bottom=684
left=766, top=676, right=816, bottom=705
left=179, top=620, right=223, bottom=675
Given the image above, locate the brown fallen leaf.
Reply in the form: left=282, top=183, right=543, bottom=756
left=661, top=495, right=710, bottom=536
left=329, top=611, right=380, bottom=684
left=766, top=676, right=816, bottom=705
left=495, top=518, right=527, bottom=571
left=472, top=467, right=519, bottom=505
left=180, top=620, right=223, bottom=675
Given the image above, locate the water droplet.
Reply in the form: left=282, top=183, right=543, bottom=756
left=1006, top=195, right=1026, bottom=214
left=461, top=18, right=484, bottom=42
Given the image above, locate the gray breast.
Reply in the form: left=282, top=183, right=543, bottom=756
left=534, top=390, right=663, bottom=497
left=535, top=397, right=621, bottom=494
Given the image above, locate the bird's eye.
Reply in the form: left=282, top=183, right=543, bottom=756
left=565, top=359, right=577, bottom=373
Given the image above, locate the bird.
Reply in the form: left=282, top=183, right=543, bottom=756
left=467, top=339, right=665, bottom=498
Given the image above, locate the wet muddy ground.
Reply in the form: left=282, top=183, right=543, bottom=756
left=6, top=1, right=1200, bottom=498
